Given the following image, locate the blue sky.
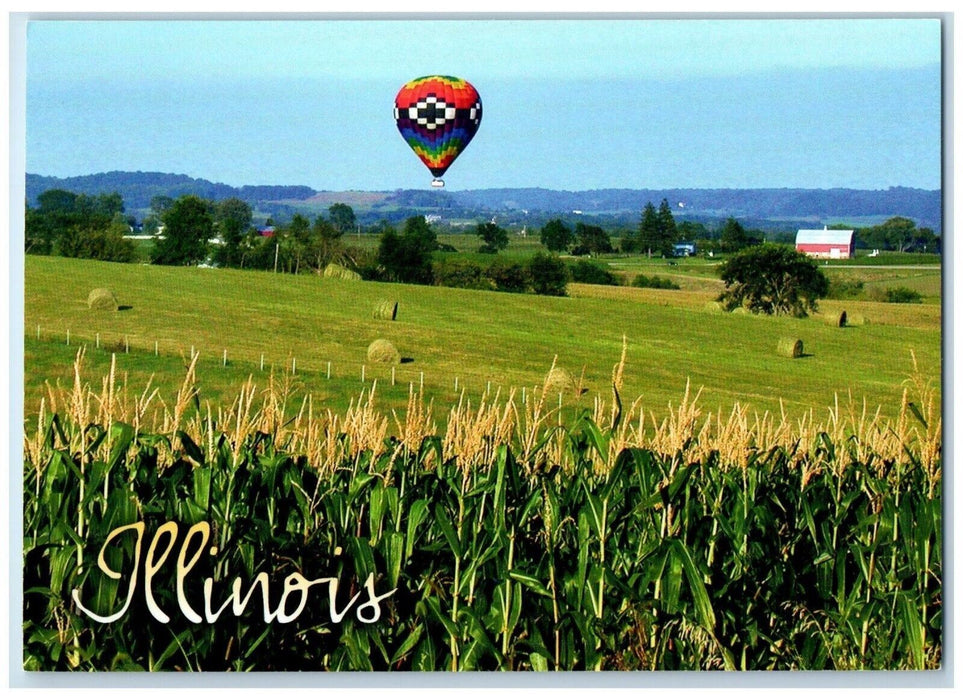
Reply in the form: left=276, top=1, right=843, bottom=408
left=24, top=18, right=944, bottom=191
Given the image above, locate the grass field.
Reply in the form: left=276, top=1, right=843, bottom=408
left=24, top=254, right=941, bottom=428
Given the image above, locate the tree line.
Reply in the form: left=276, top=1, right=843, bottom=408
left=25, top=188, right=938, bottom=303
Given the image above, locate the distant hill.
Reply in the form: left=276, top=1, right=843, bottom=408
left=25, top=171, right=316, bottom=212
left=25, top=171, right=943, bottom=233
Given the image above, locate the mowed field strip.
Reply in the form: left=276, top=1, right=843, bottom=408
left=24, top=255, right=941, bottom=424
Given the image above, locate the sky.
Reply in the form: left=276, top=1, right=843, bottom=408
left=23, top=17, right=944, bottom=192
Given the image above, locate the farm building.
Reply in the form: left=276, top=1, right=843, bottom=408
left=795, top=227, right=855, bottom=259
left=673, top=242, right=697, bottom=257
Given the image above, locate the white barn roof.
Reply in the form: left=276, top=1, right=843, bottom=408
left=796, top=229, right=855, bottom=245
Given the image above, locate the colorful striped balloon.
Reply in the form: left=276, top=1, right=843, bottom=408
left=394, top=75, right=482, bottom=187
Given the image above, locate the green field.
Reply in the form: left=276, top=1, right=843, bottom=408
left=24, top=254, right=941, bottom=426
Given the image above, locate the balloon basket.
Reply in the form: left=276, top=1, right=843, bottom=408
left=430, top=178, right=445, bottom=188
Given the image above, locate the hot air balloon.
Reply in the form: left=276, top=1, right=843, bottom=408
left=393, top=75, right=482, bottom=188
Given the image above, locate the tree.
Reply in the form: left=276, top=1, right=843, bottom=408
left=214, top=197, right=252, bottom=267
left=862, top=216, right=931, bottom=253
left=304, top=216, right=345, bottom=272
left=717, top=244, right=829, bottom=317
left=376, top=221, right=436, bottom=284
left=328, top=203, right=356, bottom=233
left=573, top=222, right=612, bottom=257
left=57, top=213, right=136, bottom=262
left=151, top=195, right=213, bottom=266
left=402, top=216, right=438, bottom=252
left=719, top=217, right=760, bottom=253
left=528, top=252, right=569, bottom=296
left=27, top=188, right=127, bottom=257
left=476, top=221, right=509, bottom=254
left=539, top=219, right=574, bottom=253
left=657, top=198, right=678, bottom=253
left=637, top=202, right=662, bottom=257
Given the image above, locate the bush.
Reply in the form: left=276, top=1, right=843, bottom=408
left=883, top=286, right=923, bottom=304
left=485, top=259, right=529, bottom=293
left=432, top=259, right=491, bottom=290
left=527, top=253, right=569, bottom=296
left=569, top=260, right=620, bottom=286
left=632, top=273, right=681, bottom=290
left=827, top=278, right=865, bottom=299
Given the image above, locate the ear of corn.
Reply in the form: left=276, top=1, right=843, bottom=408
left=22, top=350, right=941, bottom=671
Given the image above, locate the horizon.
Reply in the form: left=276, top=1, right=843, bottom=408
left=24, top=18, right=943, bottom=192
left=25, top=169, right=943, bottom=195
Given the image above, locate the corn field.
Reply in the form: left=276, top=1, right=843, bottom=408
left=22, top=347, right=942, bottom=671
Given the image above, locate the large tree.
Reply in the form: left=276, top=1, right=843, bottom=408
left=719, top=217, right=762, bottom=253
left=151, top=195, right=213, bottom=266
left=657, top=198, right=678, bottom=253
left=637, top=202, right=662, bottom=257
left=539, top=218, right=574, bottom=253
left=214, top=197, right=253, bottom=267
left=717, top=244, right=829, bottom=317
left=476, top=221, right=509, bottom=253
left=573, top=222, right=612, bottom=257
left=377, top=219, right=437, bottom=284
left=328, top=203, right=356, bottom=233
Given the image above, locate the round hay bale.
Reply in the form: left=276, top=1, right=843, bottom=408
left=373, top=300, right=398, bottom=321
left=824, top=310, right=847, bottom=327
left=847, top=312, right=866, bottom=326
left=731, top=306, right=749, bottom=315
left=704, top=301, right=724, bottom=313
left=543, top=367, right=576, bottom=395
left=777, top=337, right=804, bottom=358
left=367, top=338, right=401, bottom=364
left=87, top=288, right=119, bottom=311
left=323, top=263, right=362, bottom=281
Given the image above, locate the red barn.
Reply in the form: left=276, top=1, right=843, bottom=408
left=795, top=228, right=855, bottom=259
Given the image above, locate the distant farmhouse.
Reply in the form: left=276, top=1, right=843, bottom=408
left=673, top=242, right=697, bottom=257
left=795, top=227, right=855, bottom=259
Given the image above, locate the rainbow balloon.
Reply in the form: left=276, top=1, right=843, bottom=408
left=394, top=75, right=482, bottom=187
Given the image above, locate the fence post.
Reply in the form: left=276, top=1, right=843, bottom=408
left=66, top=329, right=70, bottom=345
left=223, top=349, right=227, bottom=367
left=327, top=361, right=331, bottom=379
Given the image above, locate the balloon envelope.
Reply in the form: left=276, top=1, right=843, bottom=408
left=394, top=76, right=482, bottom=182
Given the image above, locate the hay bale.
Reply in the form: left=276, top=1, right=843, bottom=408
left=730, top=306, right=749, bottom=315
left=704, top=301, right=724, bottom=313
left=367, top=338, right=401, bottom=364
left=323, top=263, right=361, bottom=281
left=824, top=310, right=847, bottom=327
left=543, top=367, right=576, bottom=395
left=87, top=288, right=118, bottom=311
left=777, top=337, right=804, bottom=358
left=373, top=300, right=398, bottom=321
left=847, top=312, right=866, bottom=326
